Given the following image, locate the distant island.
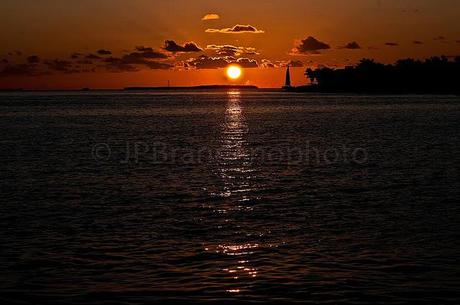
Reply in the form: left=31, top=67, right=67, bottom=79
left=0, top=88, right=24, bottom=92
left=125, top=85, right=258, bottom=91
left=285, top=56, right=460, bottom=94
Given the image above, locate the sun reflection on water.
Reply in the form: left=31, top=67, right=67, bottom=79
left=205, top=90, right=261, bottom=294
left=211, top=90, right=256, bottom=202
left=219, top=90, right=250, bottom=165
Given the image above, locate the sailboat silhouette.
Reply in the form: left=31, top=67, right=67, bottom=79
left=282, top=66, right=292, bottom=89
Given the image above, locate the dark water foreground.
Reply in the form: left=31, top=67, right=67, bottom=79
left=0, top=91, right=459, bottom=304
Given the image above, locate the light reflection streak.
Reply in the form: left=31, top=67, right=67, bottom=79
left=206, top=90, right=260, bottom=293
left=214, top=90, right=254, bottom=202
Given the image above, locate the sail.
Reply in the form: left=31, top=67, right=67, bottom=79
left=285, top=66, right=291, bottom=87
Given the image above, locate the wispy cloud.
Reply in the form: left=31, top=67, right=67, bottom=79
left=97, top=49, right=112, bottom=55
left=261, top=59, right=304, bottom=68
left=1, top=45, right=173, bottom=77
left=45, top=60, right=79, bottom=74
left=206, top=45, right=259, bottom=56
left=206, top=25, right=265, bottom=34
left=185, top=55, right=258, bottom=69
left=202, top=14, right=220, bottom=21
left=27, top=55, right=40, bottom=64
left=0, top=63, right=46, bottom=77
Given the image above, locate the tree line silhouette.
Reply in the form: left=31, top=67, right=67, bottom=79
left=302, top=56, right=460, bottom=93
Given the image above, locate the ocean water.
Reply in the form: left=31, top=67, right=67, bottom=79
left=0, top=91, right=459, bottom=304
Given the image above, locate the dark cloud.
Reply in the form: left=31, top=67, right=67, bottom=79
left=1, top=44, right=175, bottom=76
left=288, top=60, right=304, bottom=67
left=340, top=41, right=361, bottom=49
left=261, top=59, right=304, bottom=68
left=385, top=42, right=399, bottom=46
left=97, top=49, right=112, bottom=55
left=81, top=68, right=97, bottom=73
left=121, top=53, right=152, bottom=64
left=15, top=51, right=22, bottom=56
left=103, top=55, right=172, bottom=72
left=0, top=63, right=43, bottom=77
left=142, top=61, right=173, bottom=70
left=206, top=45, right=259, bottom=56
left=187, top=55, right=230, bottom=69
left=143, top=50, right=169, bottom=59
left=86, top=54, right=102, bottom=60
left=413, top=40, right=423, bottom=45
left=164, top=40, right=203, bottom=53
left=1, top=59, right=8, bottom=64
left=292, top=37, right=331, bottom=55
left=45, top=60, right=79, bottom=73
left=104, top=57, right=139, bottom=72
left=27, top=55, right=40, bottom=64
left=122, top=50, right=168, bottom=63
left=127, top=52, right=159, bottom=60
left=133, top=46, right=169, bottom=58
left=187, top=55, right=258, bottom=69
left=236, top=57, right=258, bottom=68
left=136, top=46, right=154, bottom=52
left=76, top=60, right=93, bottom=65
left=71, top=53, right=83, bottom=59
left=434, top=36, right=450, bottom=44
left=206, top=24, right=265, bottom=34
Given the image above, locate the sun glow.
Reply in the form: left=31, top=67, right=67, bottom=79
left=227, top=65, right=242, bottom=80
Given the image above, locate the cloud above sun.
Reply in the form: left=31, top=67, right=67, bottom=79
left=163, top=40, right=203, bottom=53
left=206, top=25, right=265, bottom=34
left=202, top=13, right=220, bottom=21
left=1, top=22, right=454, bottom=81
left=260, top=59, right=304, bottom=68
left=186, top=55, right=258, bottom=69
left=206, top=45, right=259, bottom=56
left=291, top=36, right=331, bottom=55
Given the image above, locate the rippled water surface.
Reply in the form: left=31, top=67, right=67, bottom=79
left=1, top=91, right=459, bottom=304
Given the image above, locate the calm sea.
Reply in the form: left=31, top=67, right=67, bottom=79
left=1, top=91, right=459, bottom=304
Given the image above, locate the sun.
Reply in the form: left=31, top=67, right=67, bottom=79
left=226, top=65, right=242, bottom=80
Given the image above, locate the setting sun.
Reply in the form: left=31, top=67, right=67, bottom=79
left=226, top=65, right=242, bottom=80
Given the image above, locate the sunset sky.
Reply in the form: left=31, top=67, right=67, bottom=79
left=1, top=0, right=459, bottom=89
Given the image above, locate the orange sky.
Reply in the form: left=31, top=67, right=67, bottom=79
left=1, top=0, right=459, bottom=89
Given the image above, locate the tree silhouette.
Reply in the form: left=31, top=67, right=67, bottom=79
left=301, top=56, right=460, bottom=93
